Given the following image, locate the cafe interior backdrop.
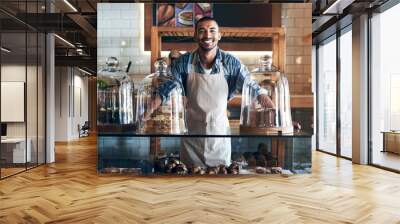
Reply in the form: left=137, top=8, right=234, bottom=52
left=96, top=3, right=313, bottom=175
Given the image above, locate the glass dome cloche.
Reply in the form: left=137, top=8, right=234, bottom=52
left=240, top=55, right=293, bottom=134
left=97, top=57, right=137, bottom=128
left=137, top=58, right=187, bottom=134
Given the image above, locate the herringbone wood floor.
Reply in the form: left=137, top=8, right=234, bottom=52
left=1, top=135, right=400, bottom=224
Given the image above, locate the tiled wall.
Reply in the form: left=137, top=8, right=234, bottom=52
left=97, top=3, right=312, bottom=96
left=97, top=4, right=150, bottom=76
left=281, top=3, right=312, bottom=95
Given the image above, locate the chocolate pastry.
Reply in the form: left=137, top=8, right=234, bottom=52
left=271, top=167, right=282, bottom=174
left=255, top=166, right=267, bottom=174
left=165, top=158, right=181, bottom=173
left=218, top=165, right=228, bottom=175
left=192, top=166, right=206, bottom=175
left=228, top=162, right=240, bottom=175
left=207, top=166, right=219, bottom=175
left=172, top=163, right=187, bottom=175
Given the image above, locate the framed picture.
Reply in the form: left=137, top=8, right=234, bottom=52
left=157, top=4, right=175, bottom=27
left=175, top=3, right=193, bottom=27
left=194, top=3, right=213, bottom=23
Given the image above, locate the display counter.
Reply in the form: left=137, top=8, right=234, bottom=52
left=97, top=121, right=312, bottom=175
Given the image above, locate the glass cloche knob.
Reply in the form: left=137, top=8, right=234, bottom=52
left=106, top=57, right=119, bottom=68
left=154, top=58, right=168, bottom=74
left=259, top=55, right=273, bottom=71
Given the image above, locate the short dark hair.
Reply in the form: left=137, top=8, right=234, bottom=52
left=194, top=16, right=219, bottom=32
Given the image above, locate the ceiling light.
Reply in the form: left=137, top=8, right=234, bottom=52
left=323, top=0, right=355, bottom=15
left=1, top=47, right=11, bottom=53
left=63, top=0, right=78, bottom=12
left=78, top=67, right=93, bottom=76
left=54, top=34, right=75, bottom=48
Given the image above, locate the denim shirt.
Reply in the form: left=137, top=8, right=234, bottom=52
left=158, top=48, right=262, bottom=103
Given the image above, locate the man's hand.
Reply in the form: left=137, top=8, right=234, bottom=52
left=143, top=95, right=162, bottom=121
left=257, top=94, right=275, bottom=109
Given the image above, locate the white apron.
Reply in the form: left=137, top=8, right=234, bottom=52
left=181, top=58, right=231, bottom=168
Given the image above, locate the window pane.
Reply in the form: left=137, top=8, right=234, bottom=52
left=340, top=29, right=352, bottom=158
left=318, top=38, right=337, bottom=154
left=1, top=31, right=27, bottom=177
left=371, top=3, right=400, bottom=171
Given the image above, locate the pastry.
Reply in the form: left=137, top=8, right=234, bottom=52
left=218, top=165, right=228, bottom=175
left=207, top=166, right=219, bottom=175
left=271, top=167, right=282, bottom=174
left=255, top=166, right=267, bottom=174
left=192, top=166, right=206, bottom=175
left=228, top=162, right=240, bottom=175
left=172, top=163, right=187, bottom=175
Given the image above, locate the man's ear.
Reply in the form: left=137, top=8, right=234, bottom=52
left=218, top=32, right=222, bottom=41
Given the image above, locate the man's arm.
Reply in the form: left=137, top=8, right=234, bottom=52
left=233, top=59, right=275, bottom=108
left=144, top=57, right=187, bottom=120
left=158, top=59, right=185, bottom=103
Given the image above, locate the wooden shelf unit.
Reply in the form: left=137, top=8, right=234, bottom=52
left=150, top=26, right=313, bottom=108
left=151, top=26, right=286, bottom=72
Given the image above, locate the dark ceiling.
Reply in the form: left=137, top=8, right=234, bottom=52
left=1, top=0, right=316, bottom=72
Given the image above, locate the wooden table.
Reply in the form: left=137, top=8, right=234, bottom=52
left=382, top=131, right=400, bottom=154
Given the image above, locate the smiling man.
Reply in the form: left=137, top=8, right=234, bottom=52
left=149, top=17, right=273, bottom=168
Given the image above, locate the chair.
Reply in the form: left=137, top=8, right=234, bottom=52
left=78, top=121, right=90, bottom=138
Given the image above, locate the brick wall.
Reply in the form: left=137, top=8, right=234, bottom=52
left=281, top=3, right=312, bottom=95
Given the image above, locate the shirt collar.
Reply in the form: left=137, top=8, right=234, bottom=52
left=192, top=48, right=223, bottom=74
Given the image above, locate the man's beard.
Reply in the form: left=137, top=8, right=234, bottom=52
left=199, top=39, right=217, bottom=52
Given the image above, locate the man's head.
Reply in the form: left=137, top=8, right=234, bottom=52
left=194, top=17, right=221, bottom=52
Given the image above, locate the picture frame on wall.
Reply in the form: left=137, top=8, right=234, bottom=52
left=157, top=4, right=175, bottom=27
left=194, top=3, right=213, bottom=23
left=175, top=3, right=193, bottom=27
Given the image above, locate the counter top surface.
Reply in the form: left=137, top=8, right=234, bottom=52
left=98, top=120, right=313, bottom=138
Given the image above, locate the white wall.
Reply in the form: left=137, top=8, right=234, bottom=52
left=1, top=65, right=29, bottom=138
left=97, top=3, right=150, bottom=75
left=54, top=67, right=89, bottom=141
left=1, top=63, right=46, bottom=164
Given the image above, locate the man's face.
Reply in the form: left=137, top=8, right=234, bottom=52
left=195, top=20, right=221, bottom=52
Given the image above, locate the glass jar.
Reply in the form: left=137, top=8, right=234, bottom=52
left=137, top=59, right=187, bottom=134
left=97, top=57, right=136, bottom=127
left=240, top=55, right=293, bottom=134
